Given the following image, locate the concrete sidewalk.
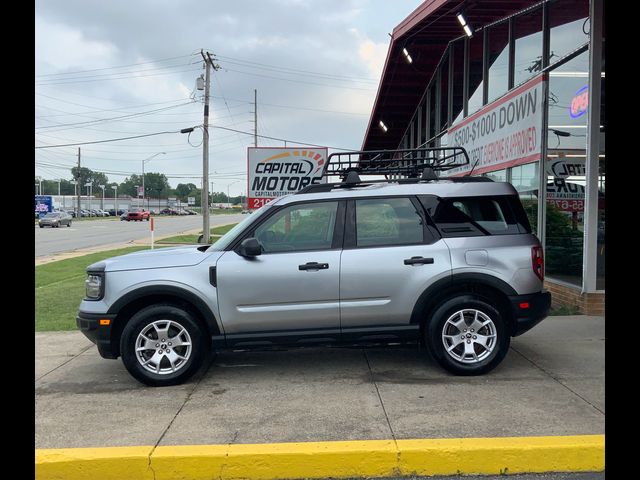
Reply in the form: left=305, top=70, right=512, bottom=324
left=35, top=315, right=604, bottom=449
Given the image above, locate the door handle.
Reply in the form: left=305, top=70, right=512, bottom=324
left=403, top=256, right=434, bottom=265
left=299, top=262, right=329, bottom=271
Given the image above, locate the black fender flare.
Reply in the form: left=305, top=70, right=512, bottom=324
left=107, top=285, right=221, bottom=336
left=410, top=272, right=517, bottom=325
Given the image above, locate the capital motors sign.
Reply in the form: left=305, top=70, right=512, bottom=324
left=247, top=147, right=327, bottom=209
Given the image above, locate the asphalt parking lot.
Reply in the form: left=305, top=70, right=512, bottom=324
left=35, top=315, right=604, bottom=450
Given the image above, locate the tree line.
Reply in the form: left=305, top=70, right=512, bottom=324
left=34, top=168, right=244, bottom=205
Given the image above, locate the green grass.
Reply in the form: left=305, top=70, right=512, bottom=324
left=36, top=246, right=147, bottom=331
left=549, top=304, right=581, bottom=316
left=211, top=208, right=243, bottom=215
left=157, top=223, right=238, bottom=244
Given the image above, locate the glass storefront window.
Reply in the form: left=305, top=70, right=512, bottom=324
left=549, top=0, right=589, bottom=62
left=440, top=55, right=449, bottom=132
left=545, top=49, right=589, bottom=287
left=511, top=163, right=539, bottom=235
left=486, top=169, right=506, bottom=182
left=467, top=30, right=484, bottom=115
left=428, top=86, right=436, bottom=145
left=487, top=21, right=509, bottom=103
left=451, top=40, right=465, bottom=126
left=514, top=7, right=543, bottom=87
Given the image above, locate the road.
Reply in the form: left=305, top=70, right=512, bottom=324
left=35, top=214, right=245, bottom=258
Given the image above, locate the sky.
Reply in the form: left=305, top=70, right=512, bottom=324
left=35, top=0, right=423, bottom=196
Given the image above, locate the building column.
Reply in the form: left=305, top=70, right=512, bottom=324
left=582, top=0, right=603, bottom=293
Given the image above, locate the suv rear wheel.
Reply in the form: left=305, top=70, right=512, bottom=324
left=120, top=305, right=207, bottom=386
left=425, top=295, right=510, bottom=375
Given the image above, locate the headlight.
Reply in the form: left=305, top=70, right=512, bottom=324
left=85, top=273, right=104, bottom=300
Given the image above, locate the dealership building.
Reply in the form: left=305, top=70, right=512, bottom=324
left=362, top=0, right=604, bottom=314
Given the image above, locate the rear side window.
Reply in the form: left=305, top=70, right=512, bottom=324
left=355, top=198, right=424, bottom=247
left=420, top=195, right=531, bottom=237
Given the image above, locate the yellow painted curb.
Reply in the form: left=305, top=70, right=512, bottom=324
left=397, top=436, right=605, bottom=476
left=152, top=439, right=398, bottom=480
left=35, top=446, right=153, bottom=480
left=35, top=435, right=604, bottom=480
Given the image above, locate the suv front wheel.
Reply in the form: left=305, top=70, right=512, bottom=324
left=120, top=305, right=207, bottom=386
left=425, top=295, right=510, bottom=375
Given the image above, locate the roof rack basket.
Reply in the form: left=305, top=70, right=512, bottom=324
left=321, top=147, right=469, bottom=181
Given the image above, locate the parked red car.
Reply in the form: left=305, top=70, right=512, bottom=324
left=126, top=208, right=150, bottom=221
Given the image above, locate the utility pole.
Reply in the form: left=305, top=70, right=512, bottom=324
left=77, top=147, right=81, bottom=217
left=254, top=89, right=258, bottom=147
left=200, top=50, right=220, bottom=244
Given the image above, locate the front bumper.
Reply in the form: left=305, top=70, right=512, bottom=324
left=508, top=290, right=552, bottom=336
left=76, top=311, right=118, bottom=359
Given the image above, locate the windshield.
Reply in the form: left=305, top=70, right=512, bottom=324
left=209, top=204, right=272, bottom=251
left=44, top=213, right=59, bottom=218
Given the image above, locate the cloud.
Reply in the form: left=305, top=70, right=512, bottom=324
left=35, top=0, right=419, bottom=192
left=353, top=29, right=389, bottom=78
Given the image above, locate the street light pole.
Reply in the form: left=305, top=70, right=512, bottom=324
left=70, top=180, right=78, bottom=216
left=99, top=185, right=105, bottom=210
left=112, top=185, right=118, bottom=215
left=142, top=152, right=166, bottom=211
left=85, top=183, right=92, bottom=211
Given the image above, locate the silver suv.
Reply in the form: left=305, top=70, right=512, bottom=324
left=77, top=148, right=551, bottom=386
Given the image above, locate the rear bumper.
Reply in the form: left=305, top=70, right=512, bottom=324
left=76, top=311, right=118, bottom=359
left=508, top=290, right=552, bottom=336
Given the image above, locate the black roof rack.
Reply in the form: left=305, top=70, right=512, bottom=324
left=322, top=147, right=469, bottom=179
left=295, top=147, right=485, bottom=195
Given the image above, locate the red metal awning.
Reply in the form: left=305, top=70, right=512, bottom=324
left=361, top=0, right=587, bottom=151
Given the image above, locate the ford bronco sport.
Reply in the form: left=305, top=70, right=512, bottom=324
left=77, top=147, right=551, bottom=386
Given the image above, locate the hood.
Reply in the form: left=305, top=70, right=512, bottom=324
left=86, top=245, right=224, bottom=273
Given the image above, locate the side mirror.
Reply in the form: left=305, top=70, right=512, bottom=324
left=238, top=237, right=263, bottom=257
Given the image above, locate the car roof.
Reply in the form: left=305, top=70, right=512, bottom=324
left=275, top=180, right=518, bottom=206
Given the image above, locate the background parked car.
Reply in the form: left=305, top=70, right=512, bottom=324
left=39, top=212, right=72, bottom=228
left=126, top=208, right=150, bottom=221
left=120, top=210, right=129, bottom=220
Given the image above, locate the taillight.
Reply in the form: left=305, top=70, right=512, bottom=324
left=532, top=245, right=544, bottom=281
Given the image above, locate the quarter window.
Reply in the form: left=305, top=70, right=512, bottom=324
left=355, top=198, right=424, bottom=247
left=254, top=202, right=339, bottom=253
left=421, top=195, right=530, bottom=237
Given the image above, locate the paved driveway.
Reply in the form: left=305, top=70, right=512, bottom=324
left=35, top=315, right=604, bottom=449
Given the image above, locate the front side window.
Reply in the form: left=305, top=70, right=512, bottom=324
left=355, top=198, right=424, bottom=247
left=255, top=202, right=339, bottom=253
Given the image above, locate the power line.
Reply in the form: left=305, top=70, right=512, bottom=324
left=35, top=130, right=180, bottom=149
left=222, top=67, right=375, bottom=92
left=35, top=67, right=201, bottom=86
left=35, top=54, right=194, bottom=77
left=209, top=124, right=355, bottom=150
left=35, top=94, right=194, bottom=117
left=35, top=60, right=197, bottom=83
left=213, top=53, right=378, bottom=83
left=35, top=102, right=196, bottom=130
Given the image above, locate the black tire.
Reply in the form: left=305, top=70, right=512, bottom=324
left=120, top=304, right=208, bottom=386
left=67, top=221, right=72, bottom=227
left=424, top=295, right=510, bottom=376
left=39, top=225, right=43, bottom=228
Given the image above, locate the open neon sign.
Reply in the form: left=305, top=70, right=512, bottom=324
left=569, top=85, right=588, bottom=118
